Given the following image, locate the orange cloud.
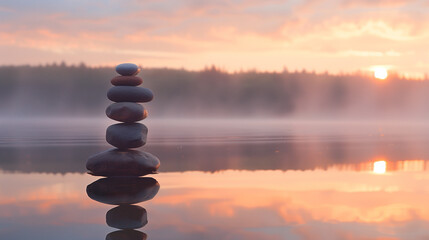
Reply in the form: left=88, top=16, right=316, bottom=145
left=0, top=0, right=428, bottom=76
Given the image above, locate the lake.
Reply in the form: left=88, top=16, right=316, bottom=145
left=1, top=118, right=429, bottom=240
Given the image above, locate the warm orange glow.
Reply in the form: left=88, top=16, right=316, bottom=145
left=1, top=165, right=429, bottom=238
left=0, top=1, right=428, bottom=77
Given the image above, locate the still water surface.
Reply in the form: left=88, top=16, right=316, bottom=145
left=1, top=119, right=429, bottom=240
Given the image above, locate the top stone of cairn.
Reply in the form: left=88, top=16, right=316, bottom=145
left=116, top=63, right=140, bottom=76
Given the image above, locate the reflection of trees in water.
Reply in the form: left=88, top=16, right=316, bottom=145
left=87, top=177, right=160, bottom=239
left=3, top=140, right=429, bottom=174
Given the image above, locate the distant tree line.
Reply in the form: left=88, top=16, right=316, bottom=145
left=0, top=63, right=428, bottom=119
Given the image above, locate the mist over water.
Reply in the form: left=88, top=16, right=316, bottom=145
left=1, top=64, right=429, bottom=120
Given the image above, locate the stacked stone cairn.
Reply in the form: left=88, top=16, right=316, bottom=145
left=86, top=63, right=160, bottom=177
left=86, top=63, right=160, bottom=240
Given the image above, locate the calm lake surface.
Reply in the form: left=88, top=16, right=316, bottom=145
left=1, top=118, right=429, bottom=240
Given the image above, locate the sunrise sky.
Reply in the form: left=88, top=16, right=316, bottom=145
left=1, top=0, right=428, bottom=77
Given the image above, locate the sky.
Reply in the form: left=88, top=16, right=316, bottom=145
left=0, top=0, right=428, bottom=77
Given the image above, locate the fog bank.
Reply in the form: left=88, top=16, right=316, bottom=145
left=1, top=64, right=428, bottom=120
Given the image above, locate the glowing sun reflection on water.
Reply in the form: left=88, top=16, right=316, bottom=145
left=373, top=160, right=387, bottom=174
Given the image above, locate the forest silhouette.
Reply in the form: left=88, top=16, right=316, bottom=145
left=1, top=63, right=428, bottom=119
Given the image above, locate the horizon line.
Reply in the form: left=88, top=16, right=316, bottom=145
left=1, top=62, right=427, bottom=81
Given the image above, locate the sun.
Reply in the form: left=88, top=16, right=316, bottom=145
left=374, top=67, right=388, bottom=80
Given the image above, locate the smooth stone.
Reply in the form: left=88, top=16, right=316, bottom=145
left=106, top=123, right=147, bottom=149
left=106, top=102, right=148, bottom=123
left=106, top=205, right=148, bottom=229
left=116, top=63, right=140, bottom=76
left=111, top=76, right=143, bottom=86
left=86, top=177, right=160, bottom=205
left=86, top=149, right=160, bottom=176
left=106, top=230, right=147, bottom=240
left=107, top=86, right=153, bottom=103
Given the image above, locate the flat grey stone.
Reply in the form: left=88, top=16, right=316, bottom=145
left=107, top=86, right=153, bottom=103
left=116, top=63, right=140, bottom=76
left=106, top=205, right=148, bottom=229
left=106, top=230, right=147, bottom=240
left=106, top=102, right=148, bottom=123
left=111, top=76, right=143, bottom=86
left=86, top=149, right=160, bottom=176
left=106, top=123, right=148, bottom=149
left=86, top=177, right=160, bottom=205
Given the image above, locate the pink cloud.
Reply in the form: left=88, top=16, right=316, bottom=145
left=0, top=0, right=428, bottom=75
left=340, top=0, right=418, bottom=8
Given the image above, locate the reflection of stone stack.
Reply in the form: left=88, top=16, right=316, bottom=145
left=85, top=63, right=160, bottom=239
left=87, top=177, right=160, bottom=240
left=86, top=63, right=160, bottom=176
